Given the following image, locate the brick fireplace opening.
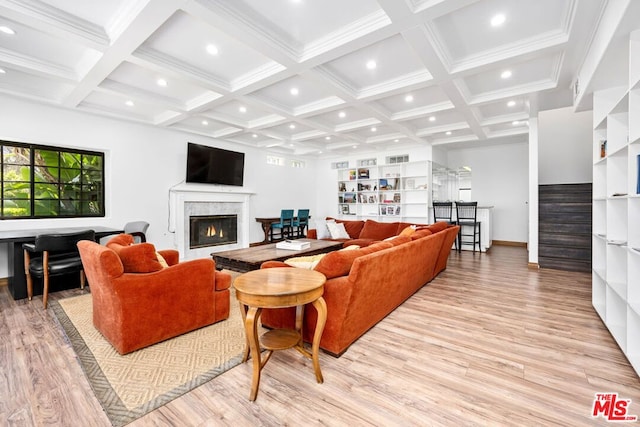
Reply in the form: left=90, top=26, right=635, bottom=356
left=190, top=214, right=238, bottom=249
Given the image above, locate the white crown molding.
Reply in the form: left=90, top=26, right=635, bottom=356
left=300, top=10, right=392, bottom=62
left=292, top=130, right=325, bottom=141
left=335, top=118, right=381, bottom=133
left=365, top=132, right=405, bottom=144
left=312, top=66, right=359, bottom=99
left=292, top=96, right=345, bottom=116
left=390, top=101, right=455, bottom=121
left=134, top=47, right=231, bottom=93
left=478, top=112, right=529, bottom=127
left=484, top=127, right=529, bottom=139
left=98, top=79, right=185, bottom=111
left=2, top=0, right=109, bottom=47
left=0, top=47, right=77, bottom=81
left=247, top=114, right=286, bottom=129
left=105, top=0, right=150, bottom=42
left=184, top=92, right=224, bottom=112
left=357, top=70, right=433, bottom=99
left=231, top=62, right=287, bottom=92
left=415, top=121, right=469, bottom=136
left=431, top=134, right=479, bottom=145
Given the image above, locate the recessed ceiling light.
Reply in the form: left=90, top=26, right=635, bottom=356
left=318, top=151, right=323, bottom=154
left=0, top=68, right=5, bottom=74
left=289, top=143, right=294, bottom=147
left=501, top=70, right=512, bottom=79
left=394, top=139, right=399, bottom=142
left=446, top=131, right=452, bottom=135
left=289, top=124, right=296, bottom=129
left=0, top=26, right=15, bottom=35
left=366, top=60, right=377, bottom=70
left=325, top=136, right=331, bottom=140
left=352, top=145, right=357, bottom=149
left=252, top=133, right=258, bottom=138
left=338, top=111, right=346, bottom=118
left=206, top=44, right=219, bottom=55
left=239, top=106, right=247, bottom=113
left=512, top=120, right=520, bottom=125
left=125, top=100, right=134, bottom=107
left=491, top=14, right=506, bottom=27
left=156, top=78, right=167, bottom=87
left=371, top=127, right=377, bottom=132
left=404, top=94, right=414, bottom=102
left=290, top=87, right=299, bottom=96
left=202, top=120, right=209, bottom=126
left=429, top=116, right=436, bottom=122
left=507, top=100, right=516, bottom=107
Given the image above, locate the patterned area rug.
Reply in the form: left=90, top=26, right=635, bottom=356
left=51, top=285, right=249, bottom=426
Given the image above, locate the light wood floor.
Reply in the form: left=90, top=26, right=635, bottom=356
left=2, top=246, right=639, bottom=426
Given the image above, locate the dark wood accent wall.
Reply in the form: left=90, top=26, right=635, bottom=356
left=538, top=183, right=592, bottom=272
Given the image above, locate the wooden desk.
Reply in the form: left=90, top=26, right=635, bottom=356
left=0, top=226, right=123, bottom=300
left=254, top=216, right=311, bottom=244
left=234, top=267, right=327, bottom=401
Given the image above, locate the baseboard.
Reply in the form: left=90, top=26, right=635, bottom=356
left=0, top=277, right=7, bottom=287
left=528, top=262, right=539, bottom=269
left=492, top=240, right=527, bottom=247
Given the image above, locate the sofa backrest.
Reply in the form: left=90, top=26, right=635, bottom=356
left=325, top=217, right=365, bottom=238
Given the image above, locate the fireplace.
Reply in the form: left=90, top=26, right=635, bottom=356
left=190, top=214, right=238, bottom=249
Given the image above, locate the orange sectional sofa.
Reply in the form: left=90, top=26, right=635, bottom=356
left=260, top=221, right=459, bottom=356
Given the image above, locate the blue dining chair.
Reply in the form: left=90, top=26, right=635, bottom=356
left=270, top=209, right=294, bottom=241
left=293, top=209, right=310, bottom=238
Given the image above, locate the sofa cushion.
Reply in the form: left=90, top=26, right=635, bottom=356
left=314, top=242, right=390, bottom=279
left=327, top=217, right=365, bottom=239
left=426, top=221, right=448, bottom=233
left=411, top=229, right=433, bottom=240
left=398, top=226, right=416, bottom=237
left=359, top=219, right=399, bottom=240
left=107, top=242, right=164, bottom=273
left=384, top=235, right=412, bottom=246
left=284, top=253, right=327, bottom=269
left=342, top=238, right=377, bottom=247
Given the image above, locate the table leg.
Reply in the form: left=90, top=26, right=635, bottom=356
left=238, top=301, right=250, bottom=363
left=310, top=297, right=327, bottom=384
left=244, top=306, right=262, bottom=401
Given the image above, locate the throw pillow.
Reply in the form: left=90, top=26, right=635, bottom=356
left=399, top=226, right=417, bottom=237
left=284, top=253, right=327, bottom=269
left=109, top=242, right=163, bottom=273
left=106, top=233, right=135, bottom=247
left=314, top=219, right=334, bottom=239
left=156, top=252, right=169, bottom=268
left=327, top=222, right=350, bottom=239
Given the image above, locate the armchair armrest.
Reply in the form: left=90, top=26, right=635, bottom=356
left=157, top=249, right=179, bottom=266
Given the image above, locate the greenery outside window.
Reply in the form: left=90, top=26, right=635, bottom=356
left=1, top=140, right=105, bottom=219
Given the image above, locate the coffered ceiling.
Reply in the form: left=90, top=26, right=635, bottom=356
left=0, top=0, right=609, bottom=156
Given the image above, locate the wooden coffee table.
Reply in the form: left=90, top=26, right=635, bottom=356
left=212, top=239, right=343, bottom=272
left=234, top=267, right=327, bottom=401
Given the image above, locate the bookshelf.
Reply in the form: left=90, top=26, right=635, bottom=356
left=591, top=29, right=640, bottom=376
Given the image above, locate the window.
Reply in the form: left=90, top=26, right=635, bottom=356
left=266, top=155, right=284, bottom=166
left=290, top=159, right=305, bottom=168
left=1, top=140, right=105, bottom=219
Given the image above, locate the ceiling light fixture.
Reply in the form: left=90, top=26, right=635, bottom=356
left=338, top=111, right=346, bottom=118
left=0, top=68, right=5, bottom=74
left=202, top=120, right=209, bottom=126
left=404, top=94, right=414, bottom=102
left=512, top=120, right=520, bottom=125
left=371, top=126, right=377, bottom=132
left=290, top=87, right=299, bottom=96
left=366, top=60, right=377, bottom=70
left=429, top=116, right=436, bottom=122
left=446, top=131, right=452, bottom=135
left=289, top=124, right=296, bottom=129
left=239, top=106, right=247, bottom=113
left=394, top=139, right=399, bottom=142
left=0, top=26, right=15, bottom=35
left=501, top=70, right=512, bottom=79
left=507, top=100, right=516, bottom=107
left=325, top=136, right=331, bottom=140
left=491, top=14, right=506, bottom=27
left=352, top=145, right=357, bottom=149
left=157, top=78, right=167, bottom=87
left=125, top=100, right=134, bottom=107
left=206, top=44, right=219, bottom=55
left=252, top=133, right=258, bottom=138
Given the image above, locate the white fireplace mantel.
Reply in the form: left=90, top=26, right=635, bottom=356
left=169, top=184, right=254, bottom=260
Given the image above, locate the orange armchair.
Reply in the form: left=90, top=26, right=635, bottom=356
left=77, top=235, right=231, bottom=354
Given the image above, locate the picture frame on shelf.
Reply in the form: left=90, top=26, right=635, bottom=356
left=358, top=168, right=369, bottom=179
left=343, top=192, right=356, bottom=203
left=341, top=204, right=350, bottom=214
left=386, top=206, right=395, bottom=215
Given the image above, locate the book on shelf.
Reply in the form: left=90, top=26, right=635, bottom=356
left=276, top=240, right=311, bottom=250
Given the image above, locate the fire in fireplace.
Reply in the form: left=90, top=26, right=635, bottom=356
left=190, top=214, right=238, bottom=249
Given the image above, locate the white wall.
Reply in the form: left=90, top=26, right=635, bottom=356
left=538, top=106, right=593, bottom=184
left=447, top=142, right=529, bottom=243
left=0, top=96, right=318, bottom=277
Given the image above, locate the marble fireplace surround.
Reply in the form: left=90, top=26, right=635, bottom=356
left=169, top=184, right=253, bottom=260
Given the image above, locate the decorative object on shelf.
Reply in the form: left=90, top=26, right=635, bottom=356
left=340, top=204, right=350, bottom=214
left=358, top=168, right=369, bottom=178
left=338, top=182, right=346, bottom=192
left=368, top=195, right=376, bottom=203
left=600, top=140, right=607, bottom=158
left=393, top=193, right=401, bottom=203
left=343, top=193, right=356, bottom=203
left=349, top=170, right=356, bottom=180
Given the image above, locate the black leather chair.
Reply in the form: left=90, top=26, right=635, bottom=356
left=455, top=201, right=481, bottom=253
left=23, top=229, right=95, bottom=308
left=99, top=221, right=148, bottom=245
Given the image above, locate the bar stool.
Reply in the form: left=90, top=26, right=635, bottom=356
left=433, top=201, right=457, bottom=250
left=455, top=201, right=481, bottom=253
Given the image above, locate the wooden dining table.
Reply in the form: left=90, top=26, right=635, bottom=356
left=254, top=216, right=311, bottom=245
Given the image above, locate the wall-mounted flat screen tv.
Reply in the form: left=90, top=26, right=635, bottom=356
left=186, top=142, right=245, bottom=186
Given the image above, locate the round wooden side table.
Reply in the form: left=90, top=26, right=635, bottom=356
left=234, top=267, right=327, bottom=401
